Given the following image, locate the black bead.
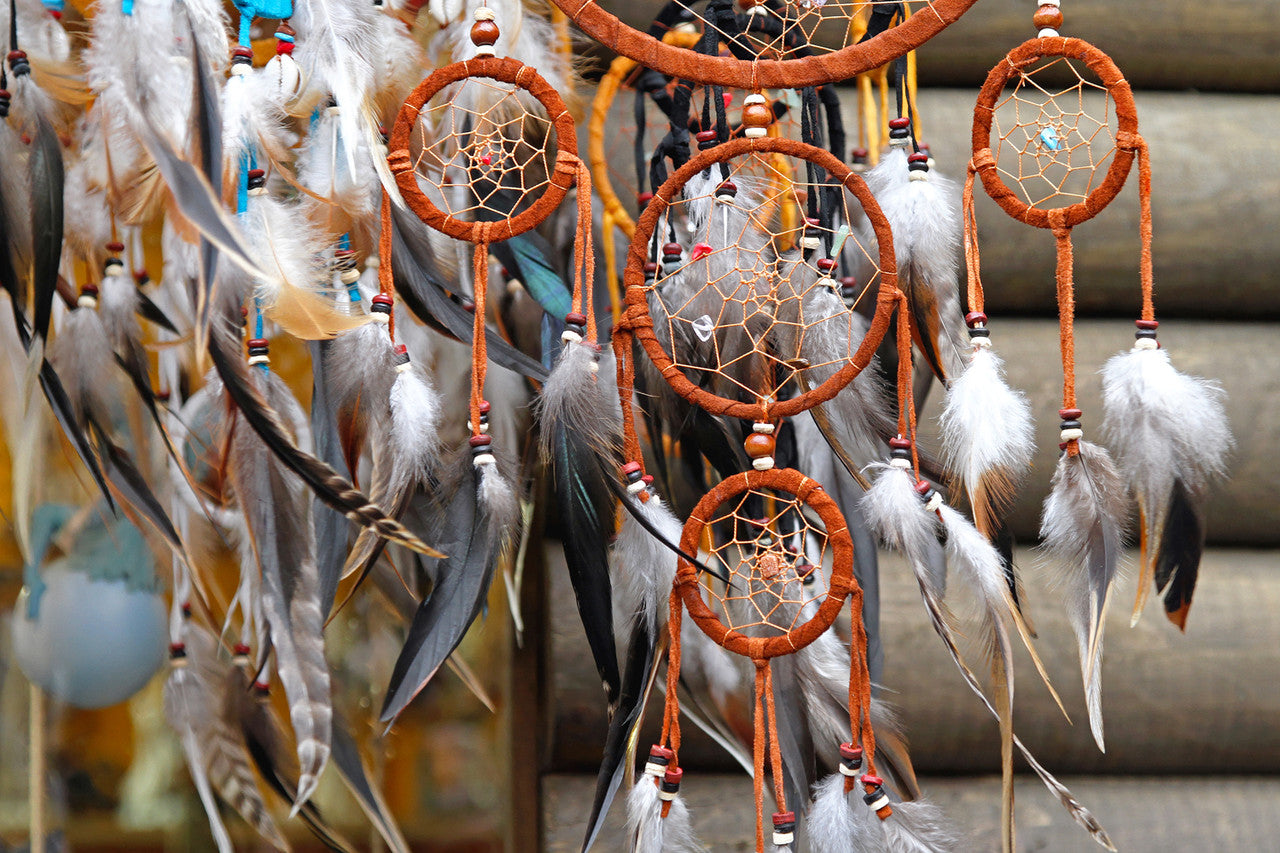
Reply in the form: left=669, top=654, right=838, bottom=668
left=1059, top=419, right=1081, bottom=431
left=967, top=327, right=990, bottom=338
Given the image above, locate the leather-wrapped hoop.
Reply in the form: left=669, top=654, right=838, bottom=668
left=552, top=0, right=977, bottom=89
left=389, top=56, right=580, bottom=242
left=624, top=135, right=898, bottom=422
left=675, top=468, right=855, bottom=660
left=971, top=37, right=1139, bottom=230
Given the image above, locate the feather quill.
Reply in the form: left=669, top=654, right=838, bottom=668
left=1039, top=441, right=1127, bottom=751
left=1099, top=345, right=1230, bottom=628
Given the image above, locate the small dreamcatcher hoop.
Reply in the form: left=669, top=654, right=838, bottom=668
left=969, top=36, right=1138, bottom=231
left=554, top=0, right=978, bottom=89
left=623, top=135, right=899, bottom=422
left=675, top=468, right=854, bottom=659
left=387, top=55, right=580, bottom=243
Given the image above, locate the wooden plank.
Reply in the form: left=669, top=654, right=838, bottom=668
left=544, top=772, right=1280, bottom=852
left=548, top=544, right=1280, bottom=774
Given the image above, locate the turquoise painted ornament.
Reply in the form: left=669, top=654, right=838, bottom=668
left=11, top=505, right=167, bottom=709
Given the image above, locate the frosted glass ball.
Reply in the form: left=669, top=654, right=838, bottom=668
left=11, top=564, right=167, bottom=709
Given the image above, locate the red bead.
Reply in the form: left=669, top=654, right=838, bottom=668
left=478, top=400, right=491, bottom=415
left=394, top=344, right=408, bottom=356
left=908, top=152, right=929, bottom=164
left=469, top=434, right=492, bottom=448
left=1058, top=408, right=1083, bottom=420
left=716, top=180, right=737, bottom=195
left=662, top=242, right=682, bottom=256
left=840, top=743, right=863, bottom=760
left=851, top=147, right=869, bottom=160
left=1033, top=5, right=1064, bottom=30
left=641, top=474, right=654, bottom=485
left=816, top=258, right=836, bottom=272
left=888, top=117, right=910, bottom=131
left=804, top=217, right=820, bottom=228
left=247, top=338, right=269, bottom=349
left=276, top=41, right=294, bottom=55
left=663, top=767, right=683, bottom=785
left=1135, top=319, right=1159, bottom=330
left=7, top=50, right=26, bottom=63
left=888, top=436, right=912, bottom=450
left=965, top=311, right=988, bottom=327
left=169, top=642, right=185, bottom=654
left=622, top=461, right=643, bottom=476
left=914, top=479, right=931, bottom=495
left=690, top=243, right=712, bottom=261
left=232, top=46, right=253, bottom=59
left=861, top=774, right=884, bottom=788
left=840, top=275, right=857, bottom=287
left=106, top=241, right=125, bottom=253
left=80, top=283, right=99, bottom=297
left=565, top=311, right=588, bottom=326
left=694, top=130, right=716, bottom=143
left=637, top=191, right=653, bottom=205
left=233, top=643, right=251, bottom=655
left=371, top=293, right=394, bottom=306
left=649, top=744, right=674, bottom=760
left=773, top=812, right=796, bottom=827
left=643, top=262, right=658, bottom=274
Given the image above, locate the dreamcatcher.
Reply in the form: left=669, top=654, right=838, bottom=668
left=378, top=5, right=595, bottom=721
left=953, top=0, right=1231, bottom=752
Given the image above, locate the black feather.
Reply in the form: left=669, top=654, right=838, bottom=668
left=27, top=110, right=63, bottom=344
left=134, top=288, right=179, bottom=334
left=207, top=323, right=432, bottom=554
left=89, top=420, right=182, bottom=547
left=1156, top=479, right=1204, bottom=631
left=581, top=614, right=658, bottom=853
left=489, top=231, right=572, bottom=319
left=553, top=421, right=621, bottom=713
left=389, top=204, right=548, bottom=382
left=380, top=459, right=502, bottom=723
left=27, top=345, right=113, bottom=509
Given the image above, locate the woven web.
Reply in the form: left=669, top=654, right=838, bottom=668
left=645, top=151, right=879, bottom=407
left=411, top=77, right=558, bottom=223
left=665, top=0, right=944, bottom=61
left=698, top=486, right=831, bottom=641
left=991, top=56, right=1118, bottom=212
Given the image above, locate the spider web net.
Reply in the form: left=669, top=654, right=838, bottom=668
left=991, top=56, right=1118, bottom=213
left=410, top=77, right=558, bottom=223
left=651, top=0, right=948, bottom=61
left=643, top=150, right=880, bottom=409
left=697, top=485, right=833, bottom=643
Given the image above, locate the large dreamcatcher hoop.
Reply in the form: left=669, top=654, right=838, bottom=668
left=554, top=0, right=978, bottom=89
left=622, top=135, right=899, bottom=423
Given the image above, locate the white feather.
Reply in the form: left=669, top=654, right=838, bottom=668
left=939, top=345, right=1034, bottom=497
left=1100, top=344, right=1230, bottom=500
left=880, top=800, right=961, bottom=853
left=807, top=774, right=881, bottom=853
left=612, top=492, right=683, bottom=636
left=626, top=774, right=703, bottom=853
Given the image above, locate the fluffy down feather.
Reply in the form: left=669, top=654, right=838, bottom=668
left=807, top=774, right=881, bottom=853
left=626, top=774, right=703, bottom=853
left=939, top=344, right=1034, bottom=536
left=1099, top=345, right=1231, bottom=627
left=858, top=148, right=966, bottom=381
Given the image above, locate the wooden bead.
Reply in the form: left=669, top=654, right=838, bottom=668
left=741, top=94, right=772, bottom=137
left=1033, top=5, right=1063, bottom=30
left=470, top=19, right=499, bottom=48
left=744, top=432, right=776, bottom=459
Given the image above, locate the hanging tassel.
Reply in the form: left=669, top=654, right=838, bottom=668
left=1040, top=439, right=1127, bottom=751
left=627, top=748, right=701, bottom=853
left=858, top=145, right=965, bottom=383
left=874, top=791, right=960, bottom=853
left=1100, top=327, right=1230, bottom=629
